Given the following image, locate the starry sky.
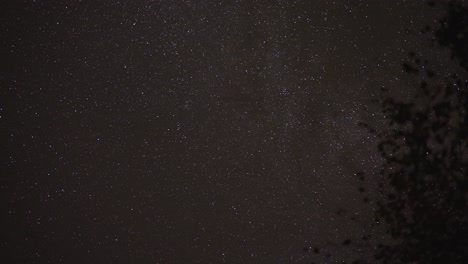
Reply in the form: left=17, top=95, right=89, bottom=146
left=0, top=1, right=450, bottom=263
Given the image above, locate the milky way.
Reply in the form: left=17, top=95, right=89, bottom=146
left=1, top=1, right=447, bottom=263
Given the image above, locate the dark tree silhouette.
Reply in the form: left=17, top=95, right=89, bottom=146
left=436, top=1, right=468, bottom=72
left=306, top=1, right=468, bottom=263
left=367, top=1, right=468, bottom=263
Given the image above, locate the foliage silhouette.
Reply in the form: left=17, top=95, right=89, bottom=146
left=369, top=1, right=468, bottom=263
left=306, top=1, right=468, bottom=263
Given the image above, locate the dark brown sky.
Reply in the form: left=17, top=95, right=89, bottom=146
left=0, top=0, right=450, bottom=263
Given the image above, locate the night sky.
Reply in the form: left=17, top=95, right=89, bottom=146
left=0, top=1, right=451, bottom=263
